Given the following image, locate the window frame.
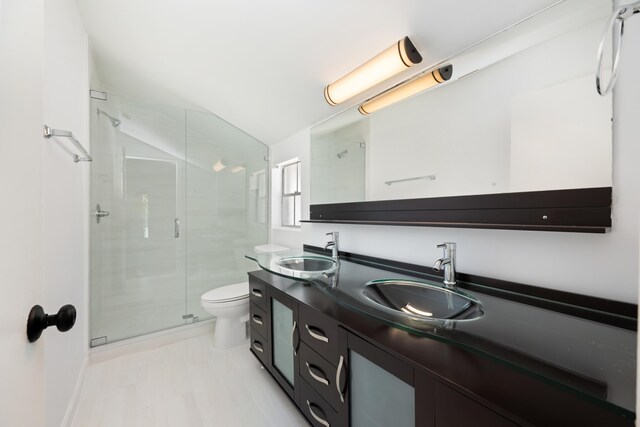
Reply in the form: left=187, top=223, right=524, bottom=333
left=281, top=160, right=301, bottom=228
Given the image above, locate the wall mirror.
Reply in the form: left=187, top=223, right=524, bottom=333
left=309, top=0, right=613, bottom=233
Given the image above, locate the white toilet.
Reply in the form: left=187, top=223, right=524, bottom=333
left=201, top=282, right=250, bottom=349
left=201, top=245, right=289, bottom=348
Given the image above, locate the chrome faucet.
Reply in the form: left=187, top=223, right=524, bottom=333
left=433, top=242, right=456, bottom=289
left=325, top=232, right=339, bottom=260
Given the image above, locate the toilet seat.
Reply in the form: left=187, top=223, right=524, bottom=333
left=201, top=282, right=249, bottom=304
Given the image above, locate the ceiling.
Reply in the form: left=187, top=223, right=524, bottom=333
left=77, top=0, right=562, bottom=145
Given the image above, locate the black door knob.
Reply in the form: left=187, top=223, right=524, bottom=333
left=27, top=304, right=76, bottom=343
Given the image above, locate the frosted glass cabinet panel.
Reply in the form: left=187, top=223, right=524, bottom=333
left=272, top=298, right=295, bottom=385
left=350, top=350, right=415, bottom=427
left=337, top=329, right=419, bottom=426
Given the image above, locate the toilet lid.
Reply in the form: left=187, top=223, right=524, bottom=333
left=201, top=282, right=249, bottom=303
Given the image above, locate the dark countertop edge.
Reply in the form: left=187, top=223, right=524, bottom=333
left=248, top=268, right=636, bottom=423
left=303, top=245, right=637, bottom=330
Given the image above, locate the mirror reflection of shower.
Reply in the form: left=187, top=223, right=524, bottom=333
left=97, top=108, right=121, bottom=128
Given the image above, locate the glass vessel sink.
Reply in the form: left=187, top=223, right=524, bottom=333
left=363, top=279, right=483, bottom=321
left=275, top=256, right=337, bottom=273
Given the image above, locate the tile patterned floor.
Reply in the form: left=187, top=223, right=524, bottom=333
left=72, top=335, right=308, bottom=426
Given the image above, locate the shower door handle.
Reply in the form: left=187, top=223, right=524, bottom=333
left=94, top=204, right=110, bottom=224
left=174, top=218, right=180, bottom=238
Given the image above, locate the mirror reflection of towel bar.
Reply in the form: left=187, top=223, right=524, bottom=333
left=385, top=175, right=436, bottom=186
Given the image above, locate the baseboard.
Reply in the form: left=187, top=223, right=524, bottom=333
left=89, top=319, right=215, bottom=363
left=61, top=356, right=88, bottom=427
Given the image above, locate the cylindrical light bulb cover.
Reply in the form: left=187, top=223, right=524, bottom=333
left=358, top=65, right=453, bottom=115
left=324, top=37, right=422, bottom=106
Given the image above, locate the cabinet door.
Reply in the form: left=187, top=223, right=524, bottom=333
left=269, top=288, right=300, bottom=401
left=434, top=381, right=518, bottom=427
left=337, top=328, right=419, bottom=427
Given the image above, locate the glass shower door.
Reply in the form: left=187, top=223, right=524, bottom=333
left=89, top=94, right=187, bottom=345
left=184, top=110, right=269, bottom=320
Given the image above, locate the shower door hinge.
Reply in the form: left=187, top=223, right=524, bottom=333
left=90, top=336, right=108, bottom=347
left=182, top=314, right=199, bottom=324
left=264, top=155, right=269, bottom=162
left=90, top=89, right=107, bottom=100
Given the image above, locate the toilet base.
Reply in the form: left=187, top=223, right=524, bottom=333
left=212, top=317, right=248, bottom=349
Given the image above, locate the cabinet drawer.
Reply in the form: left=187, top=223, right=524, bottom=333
left=250, top=303, right=269, bottom=339
left=299, top=304, right=338, bottom=364
left=300, top=378, right=340, bottom=427
left=299, top=342, right=340, bottom=411
left=249, top=327, right=270, bottom=368
left=249, top=278, right=267, bottom=311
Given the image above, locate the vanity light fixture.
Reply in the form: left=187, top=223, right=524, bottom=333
left=230, top=165, right=245, bottom=173
left=324, top=37, right=423, bottom=106
left=358, top=65, right=453, bottom=115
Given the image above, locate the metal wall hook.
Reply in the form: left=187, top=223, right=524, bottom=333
left=27, top=304, right=76, bottom=343
left=596, top=1, right=640, bottom=96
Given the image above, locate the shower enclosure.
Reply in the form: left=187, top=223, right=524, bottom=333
left=89, top=93, right=269, bottom=346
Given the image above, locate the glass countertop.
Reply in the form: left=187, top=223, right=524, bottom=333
left=246, top=249, right=636, bottom=416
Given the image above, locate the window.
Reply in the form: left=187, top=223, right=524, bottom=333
left=281, top=161, right=301, bottom=227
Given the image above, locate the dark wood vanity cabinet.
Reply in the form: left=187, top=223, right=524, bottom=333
left=432, top=381, right=518, bottom=427
left=249, top=275, right=343, bottom=424
left=248, top=273, right=520, bottom=427
left=335, top=328, right=515, bottom=427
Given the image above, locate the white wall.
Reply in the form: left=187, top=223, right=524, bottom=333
left=42, top=1, right=90, bottom=425
left=271, top=129, right=311, bottom=249
left=0, top=1, right=46, bottom=425
left=0, top=1, right=89, bottom=425
left=269, top=25, right=640, bottom=305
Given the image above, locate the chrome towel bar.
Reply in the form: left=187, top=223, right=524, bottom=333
left=384, top=174, right=436, bottom=186
left=43, top=125, right=92, bottom=162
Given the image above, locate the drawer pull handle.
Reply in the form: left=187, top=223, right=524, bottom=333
left=251, top=289, right=263, bottom=298
left=306, top=400, right=330, bottom=427
left=336, top=355, right=345, bottom=403
left=306, top=362, right=329, bottom=386
left=305, top=324, right=329, bottom=343
left=252, top=341, right=264, bottom=353
left=252, top=315, right=263, bottom=325
left=291, top=321, right=299, bottom=356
